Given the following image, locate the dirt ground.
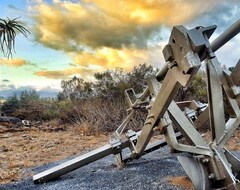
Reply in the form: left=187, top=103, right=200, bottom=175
left=0, top=123, right=239, bottom=189
left=0, top=124, right=109, bottom=184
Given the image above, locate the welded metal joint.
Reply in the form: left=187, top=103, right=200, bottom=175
left=109, top=138, right=122, bottom=155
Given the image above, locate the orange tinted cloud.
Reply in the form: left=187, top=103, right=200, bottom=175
left=0, top=58, right=28, bottom=67
left=35, top=67, right=98, bottom=80
left=30, top=0, right=218, bottom=79
left=31, top=0, right=217, bottom=51
left=73, top=47, right=149, bottom=70
left=35, top=47, right=163, bottom=80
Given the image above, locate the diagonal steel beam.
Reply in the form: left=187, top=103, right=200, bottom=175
left=33, top=130, right=178, bottom=183
left=33, top=144, right=114, bottom=184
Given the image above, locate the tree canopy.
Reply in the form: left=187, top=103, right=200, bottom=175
left=58, top=63, right=157, bottom=101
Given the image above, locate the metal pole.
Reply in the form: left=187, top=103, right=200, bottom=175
left=156, top=64, right=168, bottom=81
left=210, top=19, right=240, bottom=52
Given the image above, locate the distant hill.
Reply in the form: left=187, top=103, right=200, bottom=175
left=0, top=90, right=59, bottom=99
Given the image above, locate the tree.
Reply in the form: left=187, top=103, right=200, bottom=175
left=58, top=76, right=93, bottom=101
left=58, top=64, right=157, bottom=101
left=175, top=71, right=207, bottom=102
left=16, top=90, right=47, bottom=120
left=94, top=69, right=129, bottom=99
left=1, top=94, right=20, bottom=116
left=128, top=63, right=157, bottom=93
left=93, top=64, right=157, bottom=100
left=0, top=17, right=30, bottom=57
left=19, top=90, right=40, bottom=106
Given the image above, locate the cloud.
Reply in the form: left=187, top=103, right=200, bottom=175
left=8, top=4, right=24, bottom=12
left=2, top=79, right=10, bottom=82
left=34, top=46, right=165, bottom=80
left=215, top=35, right=240, bottom=67
left=69, top=63, right=77, bottom=67
left=35, top=66, right=98, bottom=80
left=27, top=61, right=38, bottom=67
left=28, top=0, right=240, bottom=80
left=0, top=82, right=59, bottom=98
left=30, top=0, right=219, bottom=52
left=74, top=46, right=168, bottom=71
left=72, top=47, right=149, bottom=69
left=186, top=1, right=240, bottom=33
left=0, top=58, right=28, bottom=67
left=0, top=83, right=16, bottom=91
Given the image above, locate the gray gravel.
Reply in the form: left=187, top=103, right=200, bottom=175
left=1, top=147, right=239, bottom=190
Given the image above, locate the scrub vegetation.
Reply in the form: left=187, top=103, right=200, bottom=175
left=0, top=63, right=209, bottom=134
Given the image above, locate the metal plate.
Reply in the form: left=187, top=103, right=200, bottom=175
left=178, top=155, right=211, bottom=190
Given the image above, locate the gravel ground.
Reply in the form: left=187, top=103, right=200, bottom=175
left=0, top=147, right=191, bottom=190
left=1, top=147, right=239, bottom=190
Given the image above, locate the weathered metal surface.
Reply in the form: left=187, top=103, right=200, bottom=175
left=206, top=58, right=226, bottom=143
left=33, top=144, right=113, bottom=183
left=178, top=156, right=211, bottom=190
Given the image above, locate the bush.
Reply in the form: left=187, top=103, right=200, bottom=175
left=175, top=72, right=207, bottom=102
left=0, top=64, right=156, bottom=134
left=1, top=95, right=20, bottom=116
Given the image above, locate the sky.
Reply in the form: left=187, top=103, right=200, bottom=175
left=0, top=0, right=240, bottom=98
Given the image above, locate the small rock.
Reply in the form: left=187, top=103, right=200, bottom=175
left=0, top=134, right=12, bottom=138
left=0, top=146, right=9, bottom=152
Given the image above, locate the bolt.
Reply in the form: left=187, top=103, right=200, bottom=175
left=146, top=105, right=152, bottom=110
left=208, top=173, right=215, bottom=179
left=147, top=114, right=154, bottom=119
left=145, top=121, right=152, bottom=125
left=167, top=61, right=177, bottom=69
left=202, top=158, right=209, bottom=163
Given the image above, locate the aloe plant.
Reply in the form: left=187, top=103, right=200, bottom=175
left=0, top=17, right=30, bottom=58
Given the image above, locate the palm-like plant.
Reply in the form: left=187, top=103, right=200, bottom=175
left=0, top=17, right=30, bottom=58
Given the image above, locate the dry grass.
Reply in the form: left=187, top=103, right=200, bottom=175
left=0, top=124, right=239, bottom=186
left=168, top=176, right=194, bottom=190
left=0, top=124, right=108, bottom=184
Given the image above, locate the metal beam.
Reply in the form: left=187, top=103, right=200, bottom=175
left=206, top=57, right=226, bottom=144
left=33, top=135, right=138, bottom=183
left=168, top=101, right=210, bottom=148
left=135, top=69, right=182, bottom=156
left=211, top=19, right=240, bottom=52
left=33, top=130, right=177, bottom=184
left=123, top=132, right=182, bottom=163
left=33, top=144, right=113, bottom=183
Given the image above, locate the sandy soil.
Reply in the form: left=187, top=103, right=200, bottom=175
left=0, top=124, right=239, bottom=189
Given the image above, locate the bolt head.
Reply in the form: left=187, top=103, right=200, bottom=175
left=208, top=173, right=215, bottom=179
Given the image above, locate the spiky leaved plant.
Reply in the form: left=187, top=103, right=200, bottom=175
left=0, top=17, right=30, bottom=58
